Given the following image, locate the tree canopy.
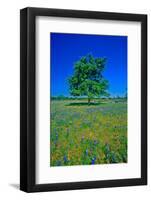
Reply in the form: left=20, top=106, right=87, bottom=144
left=68, top=54, right=109, bottom=103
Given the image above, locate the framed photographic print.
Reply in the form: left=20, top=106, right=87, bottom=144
left=20, top=7, right=147, bottom=192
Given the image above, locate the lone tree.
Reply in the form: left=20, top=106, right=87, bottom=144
left=68, top=54, right=109, bottom=104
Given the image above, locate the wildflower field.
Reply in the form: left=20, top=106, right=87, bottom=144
left=50, top=99, right=127, bottom=167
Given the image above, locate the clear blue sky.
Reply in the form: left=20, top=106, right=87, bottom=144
left=50, top=33, right=127, bottom=97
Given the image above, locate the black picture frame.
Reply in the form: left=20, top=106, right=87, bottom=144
left=20, top=7, right=147, bottom=192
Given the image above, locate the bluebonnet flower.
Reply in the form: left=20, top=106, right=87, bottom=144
left=85, top=149, right=88, bottom=156
left=91, top=156, right=96, bottom=164
left=56, top=160, right=61, bottom=166
left=94, top=140, right=98, bottom=145
left=63, top=155, right=68, bottom=163
left=54, top=140, right=57, bottom=145
left=53, top=133, right=58, bottom=145
left=111, top=153, right=116, bottom=163
left=56, top=133, right=58, bottom=140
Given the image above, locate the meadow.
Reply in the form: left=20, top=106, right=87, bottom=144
left=50, top=99, right=127, bottom=166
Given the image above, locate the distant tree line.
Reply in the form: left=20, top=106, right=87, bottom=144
left=51, top=95, right=127, bottom=101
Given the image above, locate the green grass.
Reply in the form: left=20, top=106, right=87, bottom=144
left=50, top=99, right=127, bottom=166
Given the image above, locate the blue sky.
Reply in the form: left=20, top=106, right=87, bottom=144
left=50, top=33, right=127, bottom=97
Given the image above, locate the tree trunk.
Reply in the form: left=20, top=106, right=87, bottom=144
left=88, top=98, right=91, bottom=105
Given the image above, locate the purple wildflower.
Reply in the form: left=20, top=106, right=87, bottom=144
left=56, top=133, right=58, bottom=140
left=91, top=157, right=96, bottom=164
left=56, top=160, right=61, bottom=166
left=94, top=140, right=98, bottom=145
left=85, top=149, right=88, bottom=156
left=63, top=155, right=68, bottom=163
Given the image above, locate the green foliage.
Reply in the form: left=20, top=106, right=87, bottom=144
left=68, top=54, right=109, bottom=103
